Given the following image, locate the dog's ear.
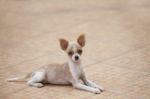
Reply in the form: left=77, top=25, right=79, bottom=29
left=59, top=38, right=68, bottom=51
left=77, top=34, right=85, bottom=47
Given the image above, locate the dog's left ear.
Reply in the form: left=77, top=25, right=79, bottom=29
left=77, top=34, right=85, bottom=47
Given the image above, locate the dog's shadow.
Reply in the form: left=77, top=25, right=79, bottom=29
left=43, top=83, right=72, bottom=87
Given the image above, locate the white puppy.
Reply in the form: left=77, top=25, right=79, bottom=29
left=7, top=34, right=104, bottom=94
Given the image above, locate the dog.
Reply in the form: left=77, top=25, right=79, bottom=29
left=7, top=34, right=104, bottom=94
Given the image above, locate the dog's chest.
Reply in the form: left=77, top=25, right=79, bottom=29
left=69, top=62, right=82, bottom=79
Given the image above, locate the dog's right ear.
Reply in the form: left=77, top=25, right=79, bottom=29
left=77, top=34, right=85, bottom=47
left=59, top=38, right=68, bottom=51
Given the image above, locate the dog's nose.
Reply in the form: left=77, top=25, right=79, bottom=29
left=75, top=56, right=79, bottom=60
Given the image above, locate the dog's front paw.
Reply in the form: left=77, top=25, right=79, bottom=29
left=93, top=88, right=101, bottom=94
left=94, top=85, right=105, bottom=92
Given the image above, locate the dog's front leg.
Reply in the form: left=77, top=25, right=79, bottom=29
left=85, top=79, right=104, bottom=91
left=72, top=83, right=101, bottom=94
left=81, top=73, right=104, bottom=91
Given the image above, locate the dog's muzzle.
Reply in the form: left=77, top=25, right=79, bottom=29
left=75, top=56, right=79, bottom=60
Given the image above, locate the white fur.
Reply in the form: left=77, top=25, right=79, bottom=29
left=27, top=71, right=45, bottom=88
left=68, top=59, right=82, bottom=82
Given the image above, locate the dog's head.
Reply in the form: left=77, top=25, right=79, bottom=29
left=59, top=34, right=85, bottom=63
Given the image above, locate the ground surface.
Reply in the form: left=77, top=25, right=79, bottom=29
left=0, top=0, right=150, bottom=99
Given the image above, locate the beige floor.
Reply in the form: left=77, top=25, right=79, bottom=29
left=0, top=0, right=150, bottom=99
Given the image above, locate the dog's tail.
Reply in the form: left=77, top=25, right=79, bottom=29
left=6, top=73, right=31, bottom=82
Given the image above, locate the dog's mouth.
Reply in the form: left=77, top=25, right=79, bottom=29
left=73, top=59, right=80, bottom=63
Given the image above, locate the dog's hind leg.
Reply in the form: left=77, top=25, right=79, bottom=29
left=27, top=71, right=45, bottom=88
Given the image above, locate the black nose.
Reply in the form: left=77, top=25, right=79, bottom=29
left=75, top=56, right=79, bottom=60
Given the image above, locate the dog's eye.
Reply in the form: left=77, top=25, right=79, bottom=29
left=68, top=51, right=73, bottom=56
left=77, top=49, right=82, bottom=54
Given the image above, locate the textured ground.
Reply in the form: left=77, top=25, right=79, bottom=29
left=0, top=0, right=150, bottom=99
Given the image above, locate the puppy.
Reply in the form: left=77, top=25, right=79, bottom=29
left=7, top=34, right=104, bottom=94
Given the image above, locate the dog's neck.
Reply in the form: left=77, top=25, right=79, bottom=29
left=68, top=59, right=82, bottom=79
left=68, top=58, right=82, bottom=72
left=68, top=58, right=81, bottom=67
